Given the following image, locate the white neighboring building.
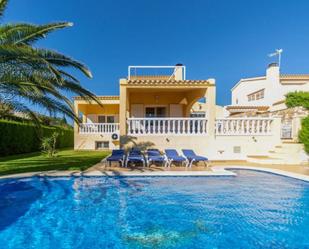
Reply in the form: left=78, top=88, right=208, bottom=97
left=229, top=63, right=309, bottom=115
left=227, top=63, right=309, bottom=143
left=224, top=63, right=308, bottom=164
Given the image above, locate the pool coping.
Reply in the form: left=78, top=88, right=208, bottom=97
left=0, top=166, right=308, bottom=182
left=0, top=169, right=236, bottom=179
left=213, top=166, right=309, bottom=182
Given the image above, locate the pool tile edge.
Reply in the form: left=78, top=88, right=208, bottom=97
left=214, top=166, right=309, bottom=182
left=1, top=166, right=309, bottom=182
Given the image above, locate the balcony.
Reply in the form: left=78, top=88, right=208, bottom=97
left=78, top=118, right=274, bottom=136
left=215, top=118, right=273, bottom=136
left=79, top=123, right=120, bottom=134
left=127, top=118, right=208, bottom=136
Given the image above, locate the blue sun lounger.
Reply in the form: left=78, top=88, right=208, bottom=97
left=182, top=149, right=208, bottom=167
left=106, top=149, right=125, bottom=167
left=125, top=149, right=146, bottom=167
left=146, top=149, right=167, bottom=167
left=164, top=149, right=188, bottom=167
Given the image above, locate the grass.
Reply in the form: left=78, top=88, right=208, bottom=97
left=0, top=149, right=110, bottom=176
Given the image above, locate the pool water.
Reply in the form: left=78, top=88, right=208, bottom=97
left=1, top=170, right=309, bottom=249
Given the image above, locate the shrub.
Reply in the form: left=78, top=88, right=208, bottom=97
left=299, top=116, right=309, bottom=153
left=0, top=120, right=73, bottom=156
left=285, top=91, right=309, bottom=110
left=285, top=91, right=309, bottom=153
left=41, top=132, right=59, bottom=157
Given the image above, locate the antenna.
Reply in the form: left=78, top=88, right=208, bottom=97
left=268, top=49, right=283, bottom=68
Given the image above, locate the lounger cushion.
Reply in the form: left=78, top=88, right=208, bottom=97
left=106, top=156, right=123, bottom=161
left=185, top=155, right=208, bottom=161
left=106, top=150, right=124, bottom=161
left=169, top=156, right=186, bottom=162
left=127, top=156, right=144, bottom=160
left=165, top=150, right=186, bottom=162
left=148, top=156, right=165, bottom=162
left=182, top=149, right=208, bottom=161
left=112, top=149, right=125, bottom=155
left=147, top=150, right=161, bottom=157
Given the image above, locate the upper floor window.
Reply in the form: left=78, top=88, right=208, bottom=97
left=98, top=115, right=115, bottom=123
left=190, top=112, right=206, bottom=118
left=145, top=107, right=166, bottom=118
left=248, top=89, right=265, bottom=102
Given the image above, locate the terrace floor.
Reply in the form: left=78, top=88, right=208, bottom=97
left=87, top=160, right=309, bottom=176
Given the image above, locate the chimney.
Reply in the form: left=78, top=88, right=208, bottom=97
left=266, top=63, right=279, bottom=81
left=174, top=63, right=184, bottom=80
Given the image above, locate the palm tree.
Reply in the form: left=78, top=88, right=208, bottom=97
left=0, top=0, right=100, bottom=124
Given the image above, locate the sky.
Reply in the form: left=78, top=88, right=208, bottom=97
left=4, top=0, right=309, bottom=107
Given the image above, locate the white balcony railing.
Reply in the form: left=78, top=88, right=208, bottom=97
left=78, top=118, right=274, bottom=136
left=79, top=123, right=120, bottom=134
left=127, top=118, right=208, bottom=136
left=215, top=118, right=273, bottom=136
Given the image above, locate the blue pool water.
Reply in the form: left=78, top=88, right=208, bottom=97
left=1, top=170, right=309, bottom=249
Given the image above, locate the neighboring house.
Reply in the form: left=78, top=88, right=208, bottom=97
left=227, top=63, right=309, bottom=142
left=229, top=63, right=309, bottom=115
left=74, top=65, right=306, bottom=163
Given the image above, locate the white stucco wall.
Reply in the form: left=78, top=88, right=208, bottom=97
left=74, top=133, right=119, bottom=150
left=231, top=65, right=309, bottom=107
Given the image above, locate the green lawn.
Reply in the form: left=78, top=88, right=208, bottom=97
left=0, top=149, right=110, bottom=176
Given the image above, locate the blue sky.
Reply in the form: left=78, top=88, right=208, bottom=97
left=4, top=0, right=309, bottom=106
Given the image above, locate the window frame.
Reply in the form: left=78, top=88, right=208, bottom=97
left=95, top=141, right=110, bottom=150
left=247, top=89, right=265, bottom=102
left=97, top=115, right=115, bottom=123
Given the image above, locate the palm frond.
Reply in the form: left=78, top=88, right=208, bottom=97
left=35, top=48, right=93, bottom=78
left=0, top=0, right=8, bottom=19
left=0, top=6, right=97, bottom=125
left=1, top=98, right=41, bottom=126
left=0, top=76, right=74, bottom=109
left=0, top=45, right=92, bottom=79
left=60, top=79, right=102, bottom=105
left=0, top=22, right=72, bottom=45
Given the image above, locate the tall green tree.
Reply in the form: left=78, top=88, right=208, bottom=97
left=0, top=0, right=100, bottom=124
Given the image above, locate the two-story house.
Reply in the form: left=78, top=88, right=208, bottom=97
left=74, top=65, right=307, bottom=163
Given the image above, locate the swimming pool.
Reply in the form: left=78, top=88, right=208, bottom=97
left=0, top=170, right=309, bottom=248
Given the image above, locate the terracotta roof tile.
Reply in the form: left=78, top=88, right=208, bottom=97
left=74, top=96, right=119, bottom=100
left=280, top=74, right=309, bottom=80
left=226, top=105, right=269, bottom=111
left=126, top=79, right=212, bottom=85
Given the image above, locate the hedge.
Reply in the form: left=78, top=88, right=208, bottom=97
left=285, top=91, right=309, bottom=153
left=0, top=119, right=73, bottom=156
left=299, top=116, right=309, bottom=153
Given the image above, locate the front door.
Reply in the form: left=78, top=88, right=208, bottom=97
left=145, top=106, right=167, bottom=133
left=145, top=107, right=166, bottom=117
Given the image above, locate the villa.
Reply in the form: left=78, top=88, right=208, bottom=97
left=74, top=64, right=308, bottom=164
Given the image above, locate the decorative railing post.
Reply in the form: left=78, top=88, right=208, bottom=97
left=126, top=118, right=208, bottom=136
left=215, top=118, right=273, bottom=136
left=79, top=123, right=120, bottom=134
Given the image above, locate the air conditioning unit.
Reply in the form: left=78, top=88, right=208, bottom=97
left=111, top=133, right=119, bottom=140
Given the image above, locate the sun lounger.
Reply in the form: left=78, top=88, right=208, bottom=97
left=125, top=149, right=146, bottom=167
left=182, top=149, right=208, bottom=167
left=106, top=149, right=125, bottom=167
left=164, top=149, right=188, bottom=167
left=146, top=149, right=167, bottom=167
